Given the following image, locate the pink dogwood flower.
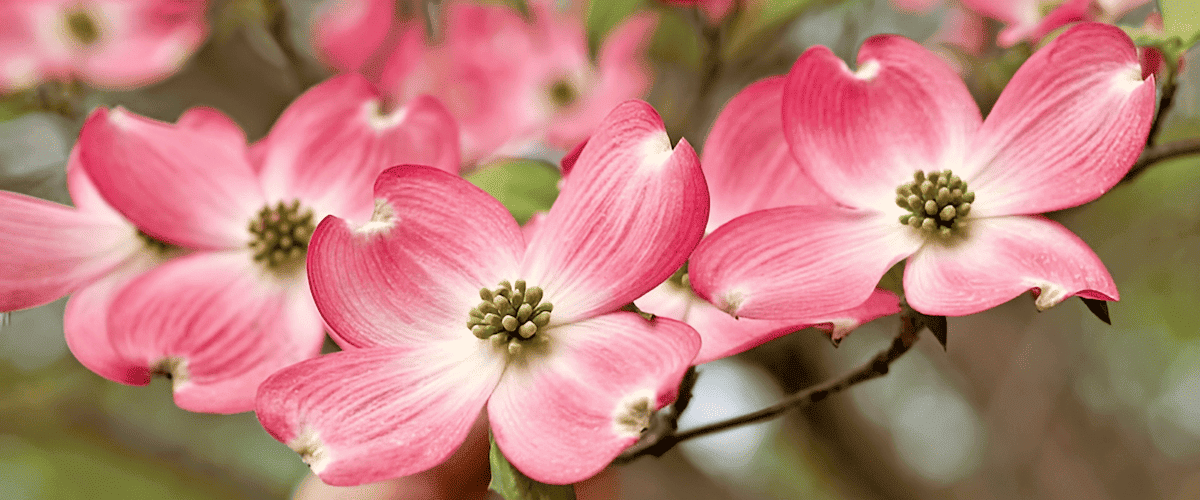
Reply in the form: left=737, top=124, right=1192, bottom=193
left=60, top=74, right=458, bottom=413
left=315, top=0, right=656, bottom=162
left=689, top=23, right=1155, bottom=320
left=633, top=77, right=900, bottom=361
left=0, top=0, right=210, bottom=92
left=960, top=0, right=1151, bottom=47
left=255, top=100, right=707, bottom=486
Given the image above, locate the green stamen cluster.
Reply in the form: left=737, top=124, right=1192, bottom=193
left=468, top=280, right=553, bottom=355
left=548, top=79, right=579, bottom=108
left=895, top=169, right=975, bottom=236
left=65, top=9, right=100, bottom=46
left=248, top=199, right=314, bottom=270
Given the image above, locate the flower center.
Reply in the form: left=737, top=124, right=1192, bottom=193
left=64, top=9, right=100, bottom=46
left=468, top=280, right=553, bottom=355
left=895, top=169, right=975, bottom=237
left=548, top=79, right=579, bottom=108
left=248, top=199, right=315, bottom=270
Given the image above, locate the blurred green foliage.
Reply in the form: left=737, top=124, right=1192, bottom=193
left=467, top=159, right=562, bottom=224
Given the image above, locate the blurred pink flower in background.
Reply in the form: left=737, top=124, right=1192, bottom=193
left=314, top=0, right=656, bottom=162
left=959, top=0, right=1151, bottom=47
left=256, top=101, right=707, bottom=486
left=35, top=74, right=459, bottom=413
left=633, top=77, right=900, bottom=361
left=690, top=23, right=1155, bottom=319
left=0, top=0, right=210, bottom=92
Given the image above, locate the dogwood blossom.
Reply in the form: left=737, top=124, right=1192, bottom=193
left=59, top=74, right=458, bottom=413
left=0, top=0, right=209, bottom=92
left=689, top=23, right=1155, bottom=319
left=255, top=100, right=707, bottom=485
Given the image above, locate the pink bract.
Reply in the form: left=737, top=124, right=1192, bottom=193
left=314, top=0, right=656, bottom=163
left=53, top=74, right=460, bottom=413
left=255, top=101, right=707, bottom=486
left=631, top=76, right=901, bottom=360
left=689, top=23, right=1155, bottom=320
left=0, top=0, right=209, bottom=92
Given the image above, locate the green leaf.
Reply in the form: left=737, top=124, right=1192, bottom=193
left=1159, top=0, right=1200, bottom=48
left=721, top=0, right=816, bottom=59
left=488, top=433, right=577, bottom=500
left=466, top=159, right=561, bottom=224
left=586, top=0, right=646, bottom=53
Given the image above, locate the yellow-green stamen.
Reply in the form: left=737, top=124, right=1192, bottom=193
left=895, top=169, right=975, bottom=237
left=248, top=199, right=315, bottom=270
left=468, top=280, right=553, bottom=355
left=65, top=9, right=100, bottom=46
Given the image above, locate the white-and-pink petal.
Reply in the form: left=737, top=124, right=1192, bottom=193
left=703, top=76, right=833, bottom=231
left=782, top=34, right=982, bottom=211
left=103, top=251, right=325, bottom=413
left=522, top=101, right=709, bottom=323
left=259, top=75, right=461, bottom=221
left=966, top=23, right=1156, bottom=218
left=903, top=215, right=1117, bottom=316
left=256, top=343, right=504, bottom=486
left=77, top=107, right=265, bottom=250
left=488, top=312, right=699, bottom=484
left=690, top=205, right=922, bottom=320
left=307, top=165, right=523, bottom=349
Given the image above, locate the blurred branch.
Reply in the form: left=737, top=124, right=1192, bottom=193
left=267, top=0, right=325, bottom=90
left=1122, top=137, right=1200, bottom=182
left=614, top=312, right=925, bottom=464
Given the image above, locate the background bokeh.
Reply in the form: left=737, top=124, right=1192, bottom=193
left=2, top=0, right=1198, bottom=498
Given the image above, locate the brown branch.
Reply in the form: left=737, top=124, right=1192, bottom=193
left=1121, top=137, right=1200, bottom=183
left=614, top=313, right=925, bottom=464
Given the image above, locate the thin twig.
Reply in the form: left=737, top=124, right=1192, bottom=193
left=268, top=0, right=324, bottom=90
left=1121, top=137, right=1200, bottom=183
left=615, top=313, right=924, bottom=463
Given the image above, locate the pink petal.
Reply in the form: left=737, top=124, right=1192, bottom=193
left=307, top=165, right=524, bottom=349
left=488, top=312, right=700, bottom=484
left=782, top=35, right=982, bottom=212
left=545, top=13, right=656, bottom=149
left=0, top=190, right=140, bottom=311
left=690, top=205, right=922, bottom=320
left=637, top=284, right=900, bottom=364
left=105, top=251, right=325, bottom=413
left=966, top=23, right=1155, bottom=217
left=703, top=76, right=833, bottom=231
left=77, top=107, right=264, bottom=250
left=63, top=253, right=166, bottom=385
left=559, top=139, right=587, bottom=176
left=260, top=75, right=461, bottom=221
left=256, top=343, right=504, bottom=486
left=522, top=101, right=709, bottom=322
left=313, top=0, right=394, bottom=72
left=903, top=215, right=1117, bottom=316
left=74, top=0, right=210, bottom=89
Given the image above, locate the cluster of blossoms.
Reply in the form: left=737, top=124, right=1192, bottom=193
left=0, top=0, right=1164, bottom=494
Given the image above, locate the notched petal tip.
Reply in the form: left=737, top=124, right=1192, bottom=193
left=352, top=199, right=397, bottom=235
left=637, top=129, right=674, bottom=172
left=363, top=100, right=409, bottom=132
left=853, top=59, right=882, bottom=80
left=612, top=389, right=656, bottom=438
left=151, top=356, right=189, bottom=390
left=1032, top=283, right=1117, bottom=312
left=288, top=426, right=333, bottom=475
